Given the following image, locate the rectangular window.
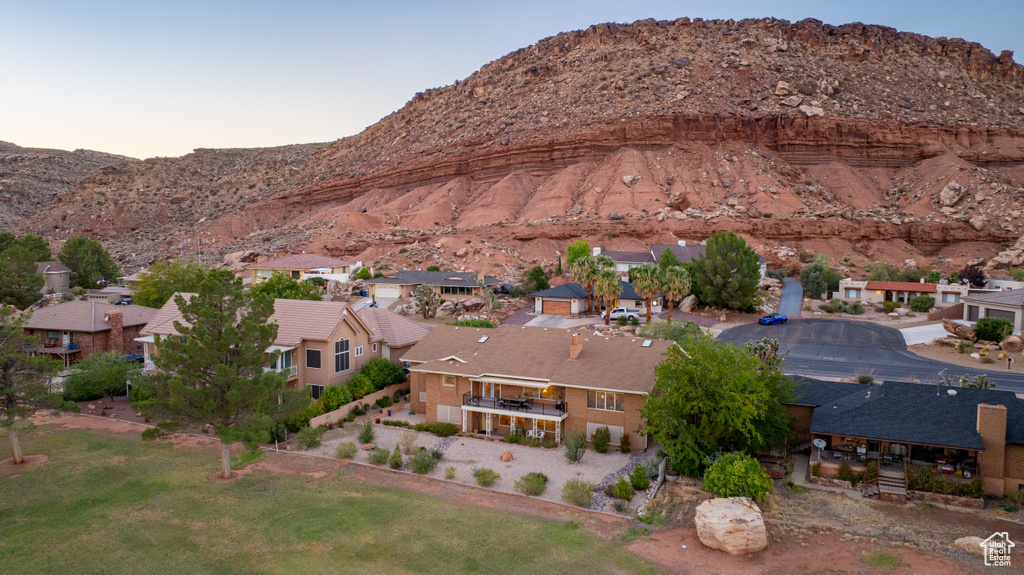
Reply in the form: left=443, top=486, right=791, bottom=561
left=498, top=414, right=511, bottom=426
left=256, top=269, right=272, bottom=279
left=306, top=349, right=322, bottom=370
left=354, top=346, right=363, bottom=357
left=523, top=386, right=554, bottom=399
left=309, top=384, right=324, bottom=400
left=334, top=339, right=350, bottom=373
left=440, top=286, right=473, bottom=295
left=47, top=330, right=58, bottom=340
left=281, top=351, right=292, bottom=369
left=291, top=271, right=300, bottom=278
left=436, top=405, right=461, bottom=424
left=844, top=289, right=861, bottom=299
left=942, top=292, right=960, bottom=303
left=587, top=390, right=625, bottom=412
left=442, top=375, right=456, bottom=387
left=539, top=419, right=556, bottom=433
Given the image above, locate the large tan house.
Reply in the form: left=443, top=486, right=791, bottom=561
left=36, top=261, right=71, bottom=294
left=248, top=254, right=359, bottom=284
left=138, top=296, right=425, bottom=399
left=23, top=301, right=158, bottom=367
left=368, top=271, right=501, bottom=301
left=837, top=279, right=968, bottom=308
left=402, top=325, right=671, bottom=448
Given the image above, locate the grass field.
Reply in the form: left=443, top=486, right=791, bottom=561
left=0, top=425, right=657, bottom=575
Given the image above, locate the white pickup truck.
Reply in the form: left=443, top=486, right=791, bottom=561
left=601, top=307, right=641, bottom=320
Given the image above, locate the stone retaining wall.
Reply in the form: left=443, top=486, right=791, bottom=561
left=908, top=490, right=984, bottom=509
left=808, top=474, right=855, bottom=490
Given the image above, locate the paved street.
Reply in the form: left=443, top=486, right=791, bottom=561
left=719, top=318, right=1024, bottom=393
left=778, top=277, right=802, bottom=317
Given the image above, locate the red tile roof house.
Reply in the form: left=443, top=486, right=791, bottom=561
left=402, top=325, right=671, bottom=447
left=138, top=295, right=426, bottom=400
left=837, top=279, right=969, bottom=308
left=22, top=300, right=158, bottom=368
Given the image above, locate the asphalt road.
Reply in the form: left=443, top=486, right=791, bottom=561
left=719, top=318, right=1024, bottom=393
left=778, top=278, right=802, bottom=318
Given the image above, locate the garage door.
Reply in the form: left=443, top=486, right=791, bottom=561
left=542, top=300, right=571, bottom=315
left=967, top=305, right=980, bottom=322
left=986, top=308, right=1016, bottom=323
left=375, top=285, right=401, bottom=299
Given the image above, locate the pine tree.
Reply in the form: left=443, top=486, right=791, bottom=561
left=690, top=232, right=762, bottom=311
left=0, top=246, right=44, bottom=308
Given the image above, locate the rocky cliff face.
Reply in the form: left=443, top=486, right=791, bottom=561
left=13, top=17, right=1024, bottom=276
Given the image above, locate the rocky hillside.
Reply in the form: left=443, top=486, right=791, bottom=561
left=15, top=17, right=1024, bottom=277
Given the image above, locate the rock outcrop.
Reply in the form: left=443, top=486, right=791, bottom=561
left=694, top=497, right=768, bottom=555
left=943, top=319, right=977, bottom=341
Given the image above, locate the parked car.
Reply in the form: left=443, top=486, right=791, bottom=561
left=758, top=313, right=788, bottom=325
left=602, top=307, right=640, bottom=321
left=114, top=298, right=133, bottom=306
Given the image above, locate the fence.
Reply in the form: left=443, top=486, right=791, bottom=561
left=927, top=302, right=964, bottom=322
left=309, top=382, right=408, bottom=428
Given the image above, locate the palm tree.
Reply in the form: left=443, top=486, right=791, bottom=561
left=593, top=269, right=623, bottom=325
left=662, top=265, right=692, bottom=322
left=570, top=256, right=597, bottom=314
left=631, top=263, right=664, bottom=325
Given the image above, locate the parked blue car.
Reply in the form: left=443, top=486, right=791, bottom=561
left=758, top=313, right=788, bottom=325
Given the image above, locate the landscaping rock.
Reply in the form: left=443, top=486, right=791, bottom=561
left=500, top=451, right=514, bottom=463
left=942, top=319, right=976, bottom=341
left=362, top=443, right=374, bottom=451
left=679, top=294, right=698, bottom=313
left=1001, top=335, right=1024, bottom=353
left=437, top=300, right=456, bottom=315
left=954, top=536, right=985, bottom=555
left=461, top=297, right=486, bottom=312
left=695, top=497, right=768, bottom=555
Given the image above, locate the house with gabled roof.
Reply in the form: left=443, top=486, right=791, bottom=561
left=23, top=300, right=158, bottom=367
left=530, top=280, right=662, bottom=316
left=593, top=240, right=770, bottom=279
left=248, top=253, right=361, bottom=284
left=402, top=325, right=671, bottom=448
left=355, top=306, right=429, bottom=361
left=367, top=270, right=501, bottom=301
left=36, top=261, right=71, bottom=294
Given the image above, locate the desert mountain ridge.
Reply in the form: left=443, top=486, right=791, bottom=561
left=7, top=16, right=1024, bottom=279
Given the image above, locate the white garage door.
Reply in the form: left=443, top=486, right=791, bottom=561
left=375, top=285, right=401, bottom=299
left=586, top=423, right=625, bottom=446
left=437, top=405, right=462, bottom=425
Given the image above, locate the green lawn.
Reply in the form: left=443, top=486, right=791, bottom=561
left=0, top=426, right=658, bottom=575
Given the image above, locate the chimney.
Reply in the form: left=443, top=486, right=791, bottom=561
left=592, top=247, right=602, bottom=257
left=920, top=277, right=925, bottom=283
left=677, top=240, right=686, bottom=247
left=105, top=309, right=124, bottom=354
left=569, top=333, right=583, bottom=360
left=977, top=403, right=1008, bottom=496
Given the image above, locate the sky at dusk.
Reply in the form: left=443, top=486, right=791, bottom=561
left=2, top=0, right=1021, bottom=159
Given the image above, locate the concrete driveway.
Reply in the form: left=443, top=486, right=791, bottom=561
left=900, top=323, right=952, bottom=346
left=525, top=314, right=602, bottom=329
left=718, top=318, right=1024, bottom=392
left=778, top=277, right=803, bottom=317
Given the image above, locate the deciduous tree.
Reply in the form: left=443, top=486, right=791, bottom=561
left=250, top=272, right=322, bottom=301
left=690, top=232, right=761, bottom=311
left=58, top=237, right=120, bottom=289
left=566, top=240, right=591, bottom=268
left=960, top=264, right=987, bottom=288
left=131, top=259, right=210, bottom=308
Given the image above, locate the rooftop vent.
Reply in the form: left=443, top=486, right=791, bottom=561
left=948, top=389, right=957, bottom=396
left=477, top=336, right=489, bottom=344
left=641, top=339, right=653, bottom=348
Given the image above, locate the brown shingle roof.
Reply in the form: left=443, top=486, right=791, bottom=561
left=23, top=300, right=158, bottom=333
left=964, top=290, right=1024, bottom=307
left=356, top=307, right=429, bottom=348
left=402, top=325, right=672, bottom=394
left=249, top=253, right=353, bottom=271
left=36, top=261, right=71, bottom=274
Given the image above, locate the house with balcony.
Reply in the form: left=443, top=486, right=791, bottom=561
left=837, top=278, right=968, bottom=308
left=23, top=300, right=158, bottom=368
left=247, top=253, right=360, bottom=284
left=402, top=325, right=671, bottom=448
left=367, top=270, right=501, bottom=301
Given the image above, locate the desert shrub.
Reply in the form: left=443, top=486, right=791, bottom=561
left=389, top=444, right=404, bottom=469
left=392, top=388, right=409, bottom=402
left=818, top=299, right=846, bottom=314
left=284, top=399, right=325, bottom=432
left=702, top=452, right=773, bottom=502
left=413, top=423, right=430, bottom=432
left=473, top=468, right=501, bottom=487
left=375, top=395, right=393, bottom=408
left=506, top=432, right=526, bottom=445
left=837, top=461, right=854, bottom=481
left=296, top=426, right=326, bottom=448
left=857, top=374, right=874, bottom=384
left=381, top=419, right=410, bottom=427
left=810, top=462, right=822, bottom=477
left=399, top=429, right=417, bottom=454
left=140, top=427, right=164, bottom=441
left=562, top=478, right=595, bottom=507
left=444, top=466, right=456, bottom=479
left=564, top=431, right=587, bottom=463
left=910, top=295, right=935, bottom=312
left=619, top=432, right=632, bottom=453
left=409, top=449, right=438, bottom=474
left=447, top=319, right=497, bottom=328
left=617, top=316, right=628, bottom=326
left=368, top=447, right=389, bottom=465
left=957, top=341, right=975, bottom=354
left=591, top=426, right=611, bottom=453
left=882, top=300, right=899, bottom=314
left=982, top=357, right=995, bottom=364
left=515, top=472, right=549, bottom=496
left=350, top=403, right=366, bottom=417
left=847, top=303, right=865, bottom=315
left=358, top=420, right=376, bottom=444
left=336, top=442, right=357, bottom=459
left=268, top=423, right=287, bottom=443
left=427, top=422, right=459, bottom=437
left=642, top=453, right=664, bottom=478
left=429, top=448, right=444, bottom=460
left=609, top=476, right=634, bottom=501
left=319, top=385, right=352, bottom=412
left=976, top=317, right=1014, bottom=343
left=630, top=316, right=639, bottom=326
left=630, top=464, right=650, bottom=491
left=541, top=437, right=558, bottom=449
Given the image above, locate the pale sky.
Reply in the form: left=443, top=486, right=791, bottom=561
left=1, top=1, right=1020, bottom=159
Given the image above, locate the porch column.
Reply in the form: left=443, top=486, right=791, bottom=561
left=555, top=421, right=561, bottom=443
left=485, top=413, right=492, bottom=435
left=462, top=409, right=467, bottom=433
left=533, top=418, right=538, bottom=438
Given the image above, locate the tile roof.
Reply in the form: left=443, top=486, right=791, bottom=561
left=964, top=290, right=1024, bottom=307
left=807, top=380, right=1024, bottom=450
left=356, top=307, right=429, bottom=348
left=367, top=270, right=499, bottom=288
left=863, top=281, right=941, bottom=293
left=141, top=294, right=375, bottom=346
left=23, top=300, right=158, bottom=333
left=36, top=261, right=71, bottom=274
left=249, top=253, right=353, bottom=271
left=600, top=250, right=655, bottom=263
left=402, top=324, right=672, bottom=394
left=122, top=270, right=149, bottom=282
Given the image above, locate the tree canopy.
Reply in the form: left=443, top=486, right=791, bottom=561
left=133, top=270, right=302, bottom=477
left=636, top=320, right=703, bottom=344
left=800, top=255, right=842, bottom=300
left=631, top=263, right=663, bottom=324
left=0, top=246, right=44, bottom=308
left=131, top=259, right=210, bottom=308
left=0, top=233, right=51, bottom=261
left=960, top=264, right=987, bottom=288
left=58, top=237, right=120, bottom=288
left=566, top=240, right=591, bottom=268
left=250, top=272, right=322, bottom=302
left=662, top=265, right=692, bottom=321
left=658, top=248, right=680, bottom=270
left=63, top=351, right=136, bottom=402
left=593, top=268, right=622, bottom=325
left=525, top=266, right=550, bottom=292
left=702, top=452, right=773, bottom=502
left=640, top=333, right=794, bottom=475
left=690, top=232, right=762, bottom=311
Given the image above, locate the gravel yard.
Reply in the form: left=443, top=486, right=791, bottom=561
left=301, top=403, right=657, bottom=515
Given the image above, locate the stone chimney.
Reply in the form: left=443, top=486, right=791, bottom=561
left=977, top=403, right=1007, bottom=496
left=569, top=333, right=583, bottom=360
left=105, top=309, right=124, bottom=354
left=677, top=240, right=686, bottom=246
left=592, top=247, right=602, bottom=257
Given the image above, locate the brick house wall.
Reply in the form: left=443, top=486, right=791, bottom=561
left=786, top=404, right=815, bottom=444
left=978, top=403, right=1008, bottom=496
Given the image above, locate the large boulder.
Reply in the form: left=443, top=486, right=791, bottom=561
left=462, top=297, right=486, bottom=312
left=1002, top=335, right=1024, bottom=353
left=954, top=536, right=984, bottom=555
left=939, top=182, right=964, bottom=207
left=694, top=497, right=768, bottom=555
left=943, top=319, right=977, bottom=341
left=679, top=295, right=698, bottom=313
left=437, top=300, right=456, bottom=315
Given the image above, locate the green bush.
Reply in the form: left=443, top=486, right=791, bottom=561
left=444, top=466, right=456, bottom=479
left=857, top=374, right=875, bottom=384
left=392, top=388, right=409, bottom=402
left=336, top=442, right=357, bottom=459
left=564, top=431, right=587, bottom=463
left=360, top=357, right=407, bottom=391
left=506, top=432, right=525, bottom=445
left=837, top=461, right=856, bottom=486
left=389, top=444, right=403, bottom=469
left=848, top=303, right=865, bottom=315
left=957, top=341, right=975, bottom=354
left=381, top=419, right=410, bottom=427
left=284, top=400, right=325, bottom=432
left=619, top=432, right=632, bottom=453
left=976, top=317, right=1014, bottom=343
left=447, top=319, right=497, bottom=328
left=514, top=472, right=549, bottom=496
left=630, top=317, right=639, bottom=326
left=616, top=316, right=628, bottom=326
left=427, top=422, right=459, bottom=437
left=319, top=385, right=352, bottom=412
left=375, top=396, right=393, bottom=408
left=473, top=468, right=501, bottom=487
left=910, top=295, right=935, bottom=312
left=882, top=301, right=899, bottom=314
left=562, top=478, right=595, bottom=507
left=409, top=449, right=438, bottom=474
left=609, top=476, right=633, bottom=501
left=368, top=447, right=389, bottom=465
left=591, top=426, right=611, bottom=453
left=63, top=351, right=134, bottom=402
left=906, top=466, right=983, bottom=498
left=541, top=437, right=558, bottom=449
left=702, top=452, right=773, bottom=502
left=630, top=464, right=650, bottom=491
left=810, top=462, right=822, bottom=477
left=141, top=427, right=164, bottom=441
left=296, top=426, right=326, bottom=448
left=358, top=420, right=376, bottom=444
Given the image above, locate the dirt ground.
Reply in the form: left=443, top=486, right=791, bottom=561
left=909, top=342, right=1020, bottom=373
left=27, top=412, right=1022, bottom=574
left=76, top=396, right=151, bottom=425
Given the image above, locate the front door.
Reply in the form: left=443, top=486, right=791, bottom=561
left=62, top=332, right=70, bottom=347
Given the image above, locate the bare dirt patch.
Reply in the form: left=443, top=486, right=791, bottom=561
left=0, top=454, right=49, bottom=468
left=909, top=342, right=1017, bottom=372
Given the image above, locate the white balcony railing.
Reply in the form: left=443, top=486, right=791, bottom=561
left=264, top=365, right=299, bottom=378
left=144, top=360, right=156, bottom=372
left=288, top=365, right=298, bottom=378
